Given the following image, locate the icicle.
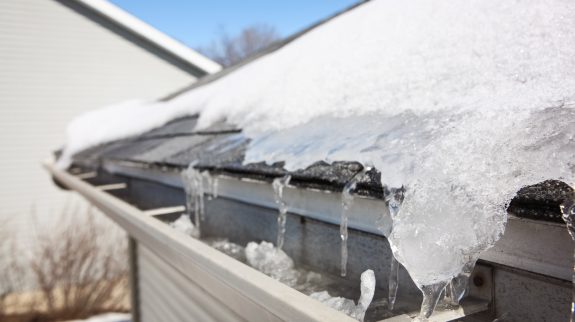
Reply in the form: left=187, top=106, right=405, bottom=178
left=204, top=172, right=214, bottom=201
left=388, top=256, right=399, bottom=311
left=273, top=175, right=292, bottom=250
left=354, top=269, right=376, bottom=322
left=340, top=167, right=372, bottom=277
left=212, top=177, right=219, bottom=199
left=416, top=282, right=448, bottom=321
left=561, top=196, right=575, bottom=322
left=182, top=164, right=207, bottom=236
left=383, top=186, right=404, bottom=310
left=445, top=260, right=475, bottom=305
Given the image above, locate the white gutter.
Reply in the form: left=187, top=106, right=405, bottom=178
left=74, top=0, right=222, bottom=74
left=102, top=160, right=573, bottom=282
left=47, top=160, right=496, bottom=321
left=44, top=160, right=356, bottom=322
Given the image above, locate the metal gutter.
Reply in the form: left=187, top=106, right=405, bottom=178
left=44, top=160, right=357, bottom=322
left=46, top=161, right=495, bottom=321
left=103, top=160, right=573, bottom=282
left=103, top=160, right=393, bottom=237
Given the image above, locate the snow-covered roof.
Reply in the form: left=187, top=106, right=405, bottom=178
left=60, top=0, right=575, bottom=291
left=72, top=0, right=221, bottom=75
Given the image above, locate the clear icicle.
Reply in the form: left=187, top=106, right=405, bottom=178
left=182, top=164, right=207, bottom=236
left=273, top=175, right=292, bottom=250
left=212, top=177, right=219, bottom=199
left=340, top=167, right=371, bottom=277
left=417, top=282, right=448, bottom=321
left=388, top=256, right=399, bottom=311
left=383, top=186, right=404, bottom=310
left=561, top=195, right=575, bottom=322
left=446, top=260, right=475, bottom=305
left=204, top=171, right=214, bottom=201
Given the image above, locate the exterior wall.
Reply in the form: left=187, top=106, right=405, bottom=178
left=0, top=0, right=196, bottom=250
left=136, top=244, right=247, bottom=322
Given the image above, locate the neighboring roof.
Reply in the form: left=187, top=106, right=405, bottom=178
left=56, top=0, right=221, bottom=76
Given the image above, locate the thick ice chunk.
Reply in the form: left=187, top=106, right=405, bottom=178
left=169, top=214, right=199, bottom=238
left=245, top=241, right=300, bottom=286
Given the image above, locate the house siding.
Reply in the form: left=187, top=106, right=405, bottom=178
left=137, top=244, right=247, bottom=322
left=0, top=0, right=196, bottom=251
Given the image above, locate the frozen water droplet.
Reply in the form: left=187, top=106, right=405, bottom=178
left=273, top=175, right=292, bottom=250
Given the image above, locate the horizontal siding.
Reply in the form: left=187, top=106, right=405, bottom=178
left=137, top=244, right=247, bottom=322
left=0, top=0, right=196, bottom=250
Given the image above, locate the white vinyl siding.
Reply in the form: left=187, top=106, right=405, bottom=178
left=0, top=0, right=195, bottom=250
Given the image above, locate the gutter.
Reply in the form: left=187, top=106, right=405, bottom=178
left=45, top=160, right=494, bottom=321
left=44, top=160, right=356, bottom=322
left=101, top=160, right=574, bottom=282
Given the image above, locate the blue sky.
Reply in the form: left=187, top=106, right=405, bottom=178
left=109, top=0, right=359, bottom=49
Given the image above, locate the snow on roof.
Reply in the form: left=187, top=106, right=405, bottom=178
left=61, top=0, right=575, bottom=293
left=74, top=0, right=221, bottom=74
